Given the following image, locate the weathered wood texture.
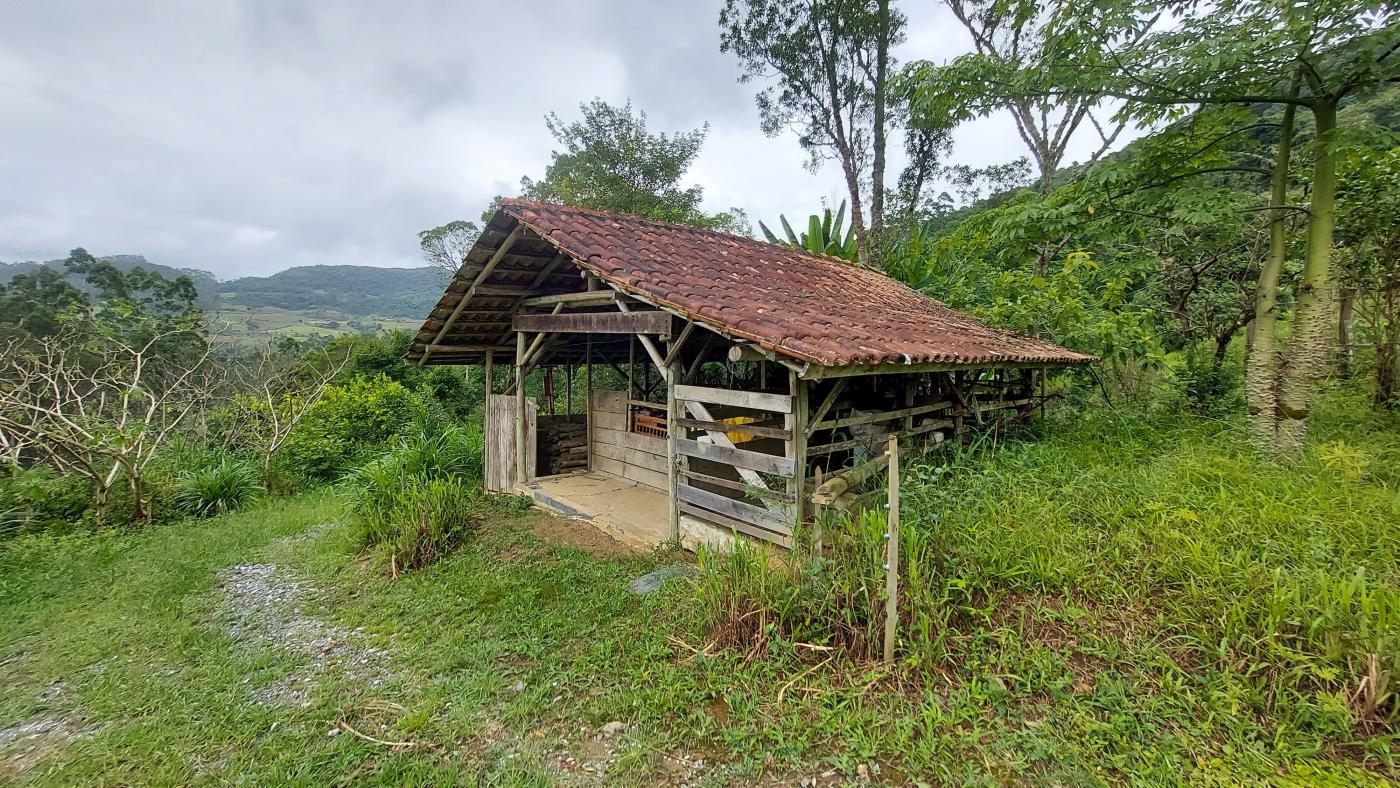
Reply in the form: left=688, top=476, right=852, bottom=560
left=589, top=389, right=668, bottom=491
left=674, top=384, right=792, bottom=414
left=486, top=394, right=536, bottom=492
left=512, top=310, right=671, bottom=335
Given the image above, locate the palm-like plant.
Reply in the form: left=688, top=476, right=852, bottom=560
left=759, top=201, right=858, bottom=262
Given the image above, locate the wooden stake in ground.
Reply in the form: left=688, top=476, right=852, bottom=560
left=883, top=433, right=900, bottom=663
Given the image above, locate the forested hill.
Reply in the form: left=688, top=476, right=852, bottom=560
left=216, top=264, right=442, bottom=318
left=0, top=256, right=443, bottom=319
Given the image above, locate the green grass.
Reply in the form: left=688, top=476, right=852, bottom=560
left=0, top=386, right=1396, bottom=784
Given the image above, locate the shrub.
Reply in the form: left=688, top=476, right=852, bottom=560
left=172, top=458, right=264, bottom=517
left=278, top=374, right=431, bottom=482
left=357, top=475, right=482, bottom=573
left=0, top=466, right=94, bottom=538
left=346, top=427, right=491, bottom=573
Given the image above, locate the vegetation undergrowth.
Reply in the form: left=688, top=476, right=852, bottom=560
left=693, top=381, right=1400, bottom=780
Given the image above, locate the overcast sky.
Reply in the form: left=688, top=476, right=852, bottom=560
left=1, top=1, right=1130, bottom=279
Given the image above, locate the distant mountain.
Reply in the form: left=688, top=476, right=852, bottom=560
left=214, top=264, right=443, bottom=318
left=0, top=255, right=444, bottom=320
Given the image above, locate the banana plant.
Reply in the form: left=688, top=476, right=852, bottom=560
left=759, top=201, right=858, bottom=262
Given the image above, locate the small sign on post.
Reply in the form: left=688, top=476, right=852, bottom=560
left=883, top=433, right=900, bottom=663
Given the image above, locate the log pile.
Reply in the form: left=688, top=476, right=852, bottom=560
left=539, top=420, right=588, bottom=474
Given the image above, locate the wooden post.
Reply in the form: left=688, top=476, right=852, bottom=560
left=586, top=337, right=593, bottom=471
left=515, top=331, right=528, bottom=488
left=787, top=370, right=809, bottom=539
left=883, top=433, right=900, bottom=663
left=483, top=351, right=494, bottom=441
left=665, top=341, right=680, bottom=542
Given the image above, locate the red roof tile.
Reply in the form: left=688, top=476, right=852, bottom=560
left=498, top=199, right=1095, bottom=368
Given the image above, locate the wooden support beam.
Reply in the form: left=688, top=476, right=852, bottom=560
left=515, top=331, right=528, bottom=487
left=513, top=310, right=670, bottom=335
left=787, top=371, right=809, bottom=537
left=420, top=225, right=522, bottom=365
left=683, top=332, right=715, bottom=383
left=813, top=399, right=954, bottom=432
left=674, top=384, right=792, bottom=414
left=520, top=304, right=564, bottom=370
left=519, top=290, right=618, bottom=308
left=425, top=343, right=513, bottom=354
left=666, top=341, right=680, bottom=542
left=805, top=379, right=847, bottom=438
left=810, top=452, right=888, bottom=505
left=662, top=321, right=696, bottom=367
left=727, top=343, right=775, bottom=363
left=617, top=301, right=667, bottom=374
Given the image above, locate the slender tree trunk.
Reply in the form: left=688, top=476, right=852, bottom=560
left=1277, top=101, right=1338, bottom=454
left=1378, top=280, right=1399, bottom=410
left=129, top=471, right=150, bottom=523
left=842, top=155, right=871, bottom=267
left=869, top=0, right=890, bottom=267
left=1337, top=286, right=1357, bottom=378
left=1246, top=85, right=1299, bottom=451
left=93, top=483, right=109, bottom=524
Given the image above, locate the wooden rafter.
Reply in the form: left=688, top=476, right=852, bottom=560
left=419, top=225, right=523, bottom=366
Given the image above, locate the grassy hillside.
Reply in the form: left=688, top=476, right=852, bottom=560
left=0, top=384, right=1394, bottom=784
left=2, top=255, right=443, bottom=343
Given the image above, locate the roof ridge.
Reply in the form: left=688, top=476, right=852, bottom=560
left=499, top=197, right=883, bottom=273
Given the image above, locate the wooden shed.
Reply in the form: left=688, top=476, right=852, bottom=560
left=407, top=200, right=1094, bottom=549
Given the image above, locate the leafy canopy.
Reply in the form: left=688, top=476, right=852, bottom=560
left=515, top=99, right=749, bottom=234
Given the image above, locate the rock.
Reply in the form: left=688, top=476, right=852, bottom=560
left=511, top=680, right=526, bottom=693
left=857, top=763, right=870, bottom=781
left=599, top=721, right=626, bottom=738
left=627, top=564, right=695, bottom=595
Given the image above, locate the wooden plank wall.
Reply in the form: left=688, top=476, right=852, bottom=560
left=486, top=394, right=536, bottom=491
left=589, top=389, right=668, bottom=491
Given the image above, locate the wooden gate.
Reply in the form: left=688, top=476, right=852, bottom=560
left=485, top=394, right=537, bottom=492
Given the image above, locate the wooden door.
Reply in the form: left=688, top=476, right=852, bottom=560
left=485, top=394, right=537, bottom=492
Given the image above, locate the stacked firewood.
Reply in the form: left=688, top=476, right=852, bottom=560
left=540, top=420, right=588, bottom=474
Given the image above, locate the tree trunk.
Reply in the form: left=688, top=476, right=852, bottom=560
left=1337, top=286, right=1357, bottom=379
left=1277, top=101, right=1338, bottom=454
left=129, top=472, right=150, bottom=523
left=93, top=482, right=109, bottom=524
left=842, top=155, right=871, bottom=267
left=1378, top=280, right=1399, bottom=410
left=1246, top=84, right=1298, bottom=452
left=868, top=0, right=890, bottom=267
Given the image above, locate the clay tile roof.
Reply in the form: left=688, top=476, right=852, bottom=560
left=497, top=199, right=1095, bottom=369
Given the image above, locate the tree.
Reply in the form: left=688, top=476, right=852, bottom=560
left=223, top=344, right=352, bottom=481
left=1337, top=145, right=1400, bottom=409
left=418, top=220, right=481, bottom=282
left=720, top=0, right=904, bottom=266
left=0, top=266, right=88, bottom=342
left=908, top=0, right=1135, bottom=195
left=0, top=326, right=216, bottom=523
left=507, top=99, right=749, bottom=234
left=908, top=0, right=1398, bottom=452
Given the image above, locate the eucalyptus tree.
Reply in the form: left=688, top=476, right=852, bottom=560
left=418, top=220, right=481, bottom=283
left=720, top=0, right=903, bottom=266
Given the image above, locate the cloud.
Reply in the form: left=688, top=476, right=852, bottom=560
left=0, top=0, right=1135, bottom=279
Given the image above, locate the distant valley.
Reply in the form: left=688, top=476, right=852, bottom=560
left=0, top=254, right=443, bottom=342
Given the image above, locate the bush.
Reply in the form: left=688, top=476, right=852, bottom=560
left=278, top=374, right=432, bottom=482
left=356, top=475, right=483, bottom=573
left=171, top=458, right=264, bottom=517
left=346, top=427, right=490, bottom=573
left=0, top=466, right=94, bottom=538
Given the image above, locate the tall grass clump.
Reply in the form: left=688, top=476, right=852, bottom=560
left=347, top=426, right=492, bottom=574
left=171, top=457, right=264, bottom=517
